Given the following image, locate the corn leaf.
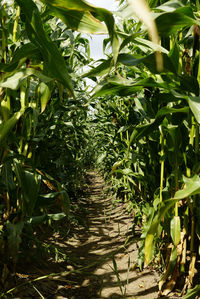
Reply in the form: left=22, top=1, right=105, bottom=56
left=0, top=110, right=24, bottom=145
left=14, top=160, right=41, bottom=216
left=155, top=7, right=200, bottom=36
left=0, top=68, right=52, bottom=90
left=174, top=175, right=200, bottom=200
left=16, top=0, right=75, bottom=97
left=0, top=43, right=40, bottom=73
left=127, top=0, right=163, bottom=71
left=188, top=96, right=200, bottom=124
left=183, top=284, right=200, bottom=299
left=40, top=0, right=119, bottom=64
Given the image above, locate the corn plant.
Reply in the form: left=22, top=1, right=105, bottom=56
left=0, top=0, right=117, bottom=275
left=1, top=0, right=200, bottom=297
left=90, top=0, right=200, bottom=296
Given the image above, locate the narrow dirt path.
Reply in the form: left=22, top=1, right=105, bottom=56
left=54, top=171, right=159, bottom=299
left=10, top=171, right=159, bottom=298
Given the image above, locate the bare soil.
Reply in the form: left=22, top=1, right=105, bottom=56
left=3, top=171, right=160, bottom=298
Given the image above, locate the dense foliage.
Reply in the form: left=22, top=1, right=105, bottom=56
left=1, top=0, right=200, bottom=297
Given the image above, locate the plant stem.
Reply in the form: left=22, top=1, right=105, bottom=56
left=13, top=6, right=21, bottom=42
left=159, top=125, right=165, bottom=202
left=174, top=164, right=179, bottom=217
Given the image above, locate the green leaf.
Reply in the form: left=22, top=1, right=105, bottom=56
left=129, top=117, right=164, bottom=146
left=127, top=0, right=163, bottom=71
left=170, top=216, right=181, bottom=246
left=144, top=198, right=178, bottom=265
left=83, top=58, right=112, bottom=78
left=40, top=0, right=119, bottom=64
left=0, top=68, right=52, bottom=90
left=188, top=96, right=200, bottom=123
left=39, top=82, right=52, bottom=113
left=0, top=110, right=24, bottom=145
left=14, top=160, right=41, bottom=216
left=16, top=0, right=74, bottom=97
left=118, top=53, right=176, bottom=74
left=169, top=42, right=179, bottom=73
left=93, top=77, right=170, bottom=98
left=111, top=160, right=124, bottom=172
left=47, top=212, right=66, bottom=221
left=155, top=106, right=189, bottom=118
left=3, top=161, right=17, bottom=203
left=156, top=0, right=183, bottom=13
left=25, top=215, right=47, bottom=225
left=174, top=175, right=200, bottom=200
left=43, top=5, right=107, bottom=34
left=183, top=284, right=200, bottom=299
left=155, top=7, right=200, bottom=36
left=0, top=43, right=40, bottom=73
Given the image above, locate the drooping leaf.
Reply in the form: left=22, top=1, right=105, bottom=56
left=42, top=5, right=108, bottom=34
left=16, top=0, right=75, bottom=97
left=93, top=77, right=172, bottom=98
left=0, top=68, right=52, bottom=90
left=129, top=117, right=164, bottom=146
left=40, top=0, right=119, bottom=64
left=155, top=7, right=200, bottom=36
left=0, top=43, right=40, bottom=73
left=174, top=175, right=200, bottom=200
left=118, top=53, right=176, bottom=74
left=83, top=58, right=112, bottom=78
left=155, top=107, right=189, bottom=118
left=120, top=35, right=169, bottom=54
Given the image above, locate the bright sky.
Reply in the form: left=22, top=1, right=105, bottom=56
left=86, top=0, right=119, bottom=59
left=87, top=0, right=118, bottom=10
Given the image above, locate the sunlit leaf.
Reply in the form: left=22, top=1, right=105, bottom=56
left=40, top=0, right=119, bottom=64
left=188, top=96, right=200, bottom=124
left=174, top=175, right=200, bottom=200
left=127, top=0, right=163, bottom=71
left=170, top=216, right=181, bottom=246
left=39, top=82, right=52, bottom=113
left=0, top=68, right=52, bottom=90
left=155, top=7, right=200, bottom=36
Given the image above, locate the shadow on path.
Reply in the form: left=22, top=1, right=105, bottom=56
left=9, top=171, right=159, bottom=299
